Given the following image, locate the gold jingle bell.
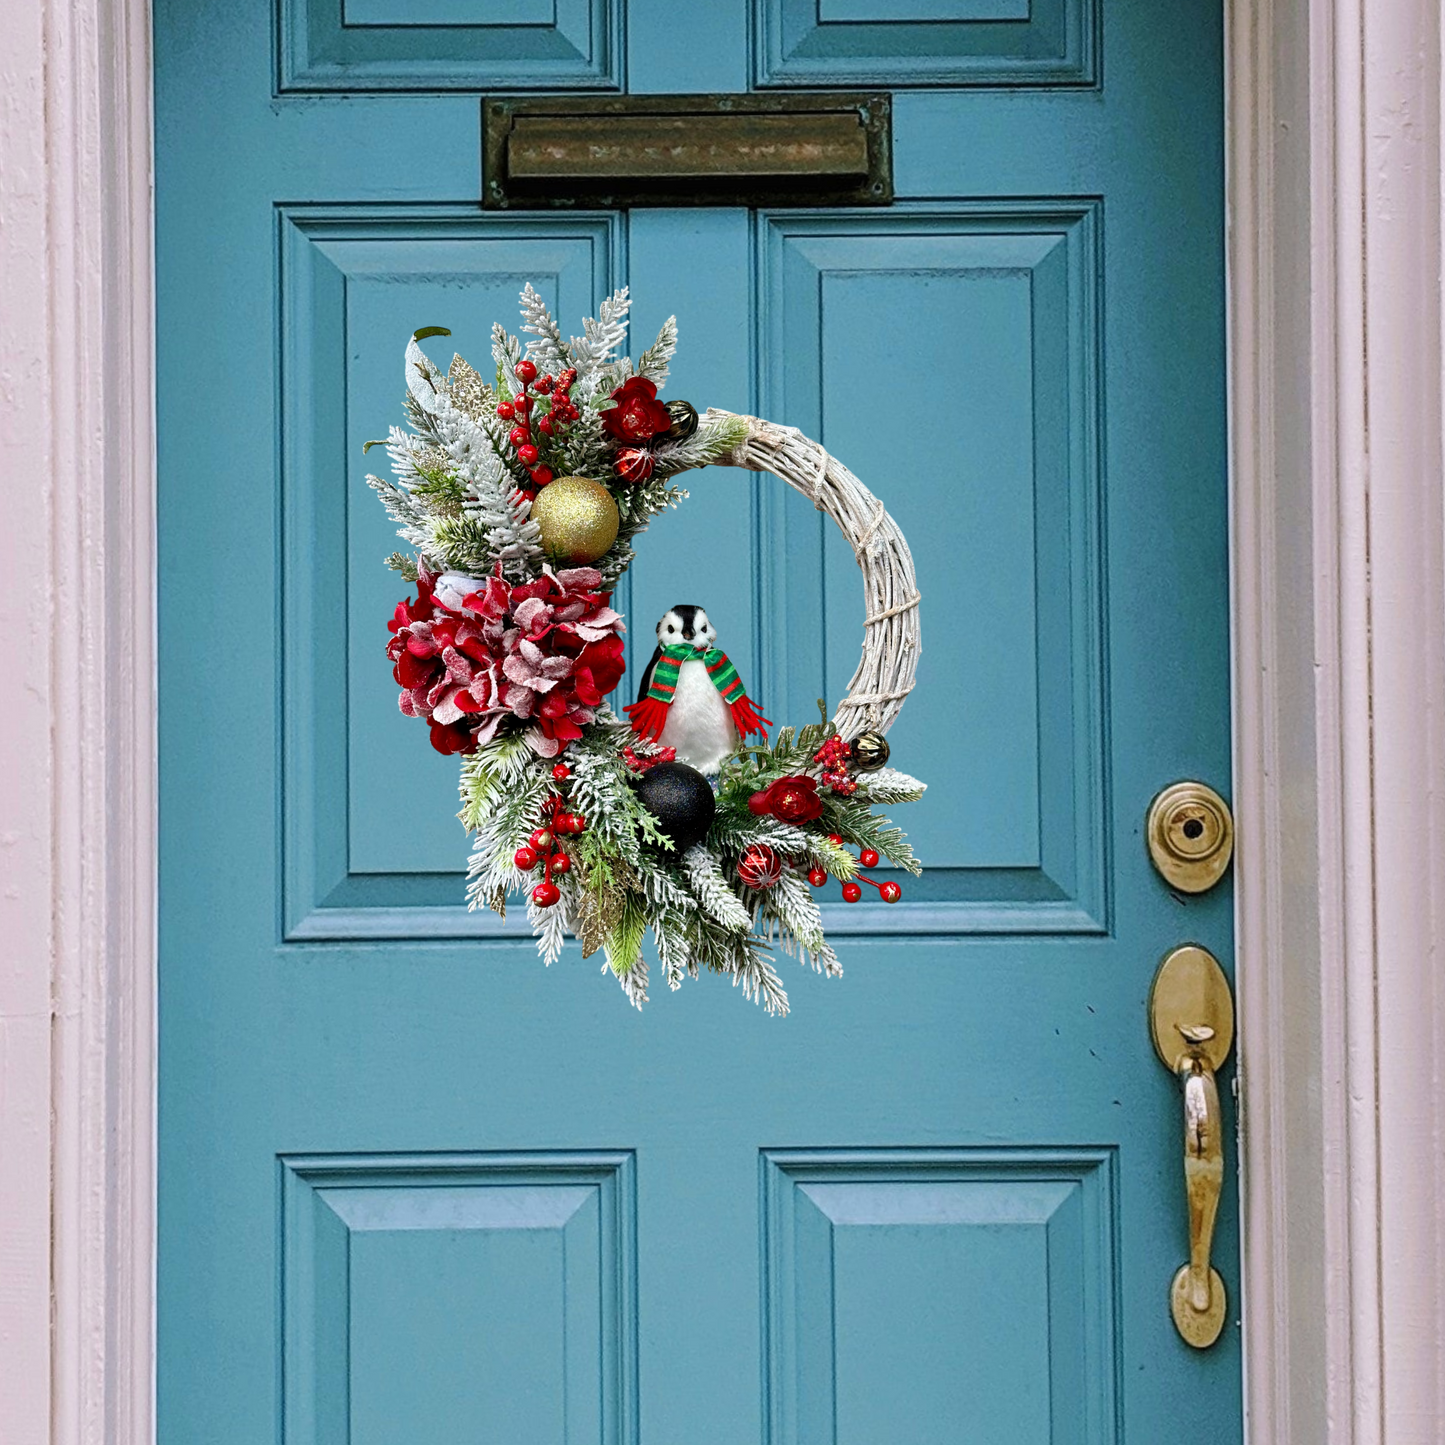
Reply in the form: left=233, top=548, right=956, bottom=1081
left=530, top=476, right=620, bottom=565
left=849, top=730, right=890, bottom=773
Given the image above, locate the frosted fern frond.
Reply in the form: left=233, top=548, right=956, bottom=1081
left=681, top=846, right=752, bottom=932
left=518, top=283, right=566, bottom=372
left=635, top=315, right=678, bottom=386
left=568, top=288, right=631, bottom=392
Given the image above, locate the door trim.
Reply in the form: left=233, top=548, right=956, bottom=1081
left=1, top=0, right=156, bottom=1439
left=1228, top=0, right=1445, bottom=1437
left=4, top=0, right=1442, bottom=1440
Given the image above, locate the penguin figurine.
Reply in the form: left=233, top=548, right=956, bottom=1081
left=625, top=605, right=770, bottom=774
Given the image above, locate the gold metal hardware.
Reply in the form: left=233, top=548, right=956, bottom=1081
left=1149, top=944, right=1235, bottom=1348
left=482, top=93, right=894, bottom=211
left=1147, top=781, right=1235, bottom=893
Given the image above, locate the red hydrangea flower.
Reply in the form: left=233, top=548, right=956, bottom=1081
left=386, top=562, right=626, bottom=758
left=603, top=377, right=672, bottom=443
left=747, top=775, right=824, bottom=824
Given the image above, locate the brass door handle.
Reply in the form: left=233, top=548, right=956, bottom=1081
left=1149, top=946, right=1235, bottom=1348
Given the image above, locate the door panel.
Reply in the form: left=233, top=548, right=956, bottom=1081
left=763, top=1149, right=1119, bottom=1443
left=156, top=1, right=1238, bottom=1441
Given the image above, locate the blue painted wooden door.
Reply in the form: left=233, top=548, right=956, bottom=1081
left=156, top=3, right=1239, bottom=1442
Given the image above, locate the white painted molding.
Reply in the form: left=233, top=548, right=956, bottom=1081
left=0, top=0, right=156, bottom=1441
left=1230, top=0, right=1445, bottom=1440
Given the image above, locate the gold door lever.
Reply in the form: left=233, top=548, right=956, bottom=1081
left=1149, top=946, right=1235, bottom=1348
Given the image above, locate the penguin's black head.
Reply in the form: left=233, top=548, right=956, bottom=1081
left=656, top=605, right=715, bottom=647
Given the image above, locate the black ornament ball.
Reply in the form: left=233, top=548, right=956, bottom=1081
left=849, top=730, right=890, bottom=773
left=664, top=399, right=699, bottom=441
left=633, top=761, right=716, bottom=852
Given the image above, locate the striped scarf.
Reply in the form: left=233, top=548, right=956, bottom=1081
left=625, top=644, right=770, bottom=743
left=645, top=645, right=746, bottom=708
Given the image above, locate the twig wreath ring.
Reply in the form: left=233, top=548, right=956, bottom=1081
left=368, top=287, right=925, bottom=1014
left=704, top=409, right=922, bottom=742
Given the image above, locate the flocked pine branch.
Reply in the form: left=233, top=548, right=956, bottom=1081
left=856, top=767, right=927, bottom=805
left=517, top=283, right=567, bottom=373
left=681, top=846, right=753, bottom=932
left=400, top=336, right=543, bottom=579
left=528, top=891, right=569, bottom=965
left=617, top=954, right=649, bottom=1009
left=635, top=314, right=678, bottom=386
left=568, top=287, right=631, bottom=394
left=650, top=412, right=751, bottom=479
left=491, top=322, right=523, bottom=398
left=653, top=909, right=695, bottom=989
left=731, top=936, right=790, bottom=1016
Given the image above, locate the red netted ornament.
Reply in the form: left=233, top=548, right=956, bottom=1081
left=736, top=844, right=785, bottom=891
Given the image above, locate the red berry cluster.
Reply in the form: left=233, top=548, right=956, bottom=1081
left=495, top=358, right=581, bottom=496
left=813, top=734, right=858, bottom=795
left=806, top=834, right=902, bottom=904
left=513, top=762, right=586, bottom=908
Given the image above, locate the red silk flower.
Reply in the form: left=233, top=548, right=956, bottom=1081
left=603, top=377, right=672, bottom=443
left=747, top=775, right=824, bottom=825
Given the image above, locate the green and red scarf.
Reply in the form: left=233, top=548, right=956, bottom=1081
left=624, top=645, right=771, bottom=743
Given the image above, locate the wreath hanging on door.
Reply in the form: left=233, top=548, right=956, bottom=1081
left=367, top=287, right=923, bottom=1013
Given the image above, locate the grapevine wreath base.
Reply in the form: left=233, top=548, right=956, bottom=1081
left=369, top=287, right=923, bottom=1013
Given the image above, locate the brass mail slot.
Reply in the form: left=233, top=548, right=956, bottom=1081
left=482, top=94, right=892, bottom=210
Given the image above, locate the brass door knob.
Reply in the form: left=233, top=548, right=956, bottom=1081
left=1149, top=944, right=1235, bottom=1348
left=1147, top=781, right=1234, bottom=893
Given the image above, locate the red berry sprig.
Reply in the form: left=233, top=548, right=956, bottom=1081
left=813, top=734, right=858, bottom=795
left=807, top=833, right=902, bottom=904
left=500, top=362, right=582, bottom=498
left=513, top=774, right=586, bottom=909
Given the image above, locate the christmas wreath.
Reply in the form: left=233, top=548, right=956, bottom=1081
left=367, top=286, right=923, bottom=1013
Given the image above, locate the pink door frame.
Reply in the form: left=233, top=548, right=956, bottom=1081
left=2, top=0, right=1443, bottom=1441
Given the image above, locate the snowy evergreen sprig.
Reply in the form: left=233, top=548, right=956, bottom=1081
left=635, top=314, right=678, bottom=386
left=518, top=282, right=567, bottom=373
left=649, top=412, right=750, bottom=480
left=567, top=287, right=632, bottom=397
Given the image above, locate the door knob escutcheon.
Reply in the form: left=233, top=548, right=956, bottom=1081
left=1149, top=944, right=1234, bottom=1348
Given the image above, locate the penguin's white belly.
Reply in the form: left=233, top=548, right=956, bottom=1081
left=657, top=661, right=738, bottom=774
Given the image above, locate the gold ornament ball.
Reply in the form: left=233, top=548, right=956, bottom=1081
left=849, top=730, right=890, bottom=772
left=530, top=476, right=620, bottom=565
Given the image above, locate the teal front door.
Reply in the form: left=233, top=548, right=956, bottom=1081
left=156, top=3, right=1239, bottom=1440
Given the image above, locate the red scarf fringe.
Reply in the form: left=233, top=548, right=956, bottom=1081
left=623, top=695, right=771, bottom=743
